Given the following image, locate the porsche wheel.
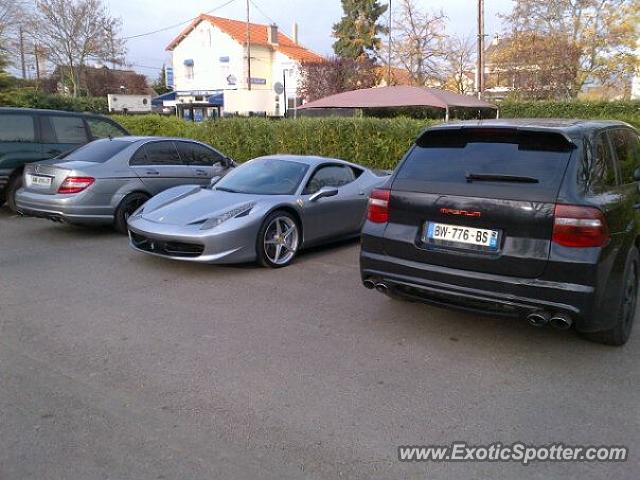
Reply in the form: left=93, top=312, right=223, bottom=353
left=257, top=211, right=300, bottom=268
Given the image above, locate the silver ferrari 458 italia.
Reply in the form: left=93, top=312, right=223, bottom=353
left=127, top=155, right=390, bottom=267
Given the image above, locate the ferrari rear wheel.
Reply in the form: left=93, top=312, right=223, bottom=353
left=257, top=211, right=299, bottom=268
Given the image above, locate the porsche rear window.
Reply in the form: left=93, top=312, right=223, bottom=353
left=399, top=129, right=573, bottom=185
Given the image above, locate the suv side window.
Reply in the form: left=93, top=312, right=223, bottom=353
left=625, top=129, right=640, bottom=181
left=304, top=165, right=356, bottom=194
left=87, top=117, right=127, bottom=139
left=591, top=132, right=618, bottom=190
left=0, top=113, right=36, bottom=142
left=610, top=128, right=637, bottom=184
left=48, top=115, right=89, bottom=144
left=142, top=141, right=183, bottom=166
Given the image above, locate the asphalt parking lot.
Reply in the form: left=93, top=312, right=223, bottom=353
left=1, top=206, right=639, bottom=480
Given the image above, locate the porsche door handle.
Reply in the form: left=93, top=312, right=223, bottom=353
left=195, top=169, right=208, bottom=176
left=145, top=169, right=160, bottom=175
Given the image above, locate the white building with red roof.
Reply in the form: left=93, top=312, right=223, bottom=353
left=165, top=14, right=323, bottom=118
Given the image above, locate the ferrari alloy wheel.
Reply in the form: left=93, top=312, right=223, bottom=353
left=258, top=211, right=300, bottom=268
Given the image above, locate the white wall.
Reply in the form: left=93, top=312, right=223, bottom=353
left=171, top=21, right=245, bottom=92
left=107, top=94, right=152, bottom=113
left=273, top=52, right=301, bottom=113
left=171, top=20, right=306, bottom=115
left=224, top=89, right=277, bottom=116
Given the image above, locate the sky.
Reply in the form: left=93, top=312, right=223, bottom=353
left=109, top=0, right=515, bottom=79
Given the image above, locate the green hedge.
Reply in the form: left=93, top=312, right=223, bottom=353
left=114, top=115, right=431, bottom=169
left=0, top=89, right=108, bottom=113
left=499, top=101, right=640, bottom=128
left=114, top=101, right=640, bottom=169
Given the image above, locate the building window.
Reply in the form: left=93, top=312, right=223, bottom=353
left=183, top=59, right=194, bottom=80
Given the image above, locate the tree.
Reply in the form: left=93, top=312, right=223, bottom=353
left=298, top=57, right=378, bottom=102
left=488, top=33, right=581, bottom=99
left=0, top=0, right=26, bottom=67
left=29, top=0, right=126, bottom=97
left=499, top=0, right=640, bottom=98
left=333, top=0, right=389, bottom=60
left=152, top=65, right=172, bottom=95
left=442, top=36, right=476, bottom=94
left=387, top=0, right=448, bottom=86
left=102, top=17, right=126, bottom=69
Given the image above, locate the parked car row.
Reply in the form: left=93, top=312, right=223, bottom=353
left=0, top=107, right=128, bottom=211
left=3, top=107, right=640, bottom=346
left=17, top=136, right=235, bottom=233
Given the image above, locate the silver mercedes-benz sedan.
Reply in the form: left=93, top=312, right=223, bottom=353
left=15, top=137, right=234, bottom=233
left=127, top=155, right=390, bottom=267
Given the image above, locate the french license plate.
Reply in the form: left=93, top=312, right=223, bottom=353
left=27, top=174, right=53, bottom=188
left=426, top=222, right=499, bottom=250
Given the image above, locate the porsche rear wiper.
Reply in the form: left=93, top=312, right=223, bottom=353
left=465, top=172, right=539, bottom=183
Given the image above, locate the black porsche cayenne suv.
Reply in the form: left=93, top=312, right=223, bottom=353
left=360, top=120, right=640, bottom=345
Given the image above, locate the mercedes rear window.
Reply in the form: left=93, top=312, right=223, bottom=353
left=61, top=139, right=131, bottom=163
left=394, top=128, right=574, bottom=201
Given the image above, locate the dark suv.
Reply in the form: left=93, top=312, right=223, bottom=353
left=0, top=108, right=129, bottom=211
left=360, top=120, right=640, bottom=345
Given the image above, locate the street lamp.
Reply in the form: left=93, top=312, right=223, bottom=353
left=282, top=69, right=288, bottom=118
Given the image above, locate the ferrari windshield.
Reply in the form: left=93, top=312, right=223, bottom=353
left=215, top=158, right=309, bottom=195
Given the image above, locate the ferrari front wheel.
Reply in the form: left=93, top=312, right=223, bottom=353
left=257, top=210, right=300, bottom=268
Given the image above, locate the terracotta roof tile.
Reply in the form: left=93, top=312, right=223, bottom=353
left=166, top=14, right=323, bottom=62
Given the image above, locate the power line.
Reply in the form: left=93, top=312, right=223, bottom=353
left=249, top=0, right=276, bottom=25
left=124, top=0, right=238, bottom=40
left=128, top=63, right=164, bottom=71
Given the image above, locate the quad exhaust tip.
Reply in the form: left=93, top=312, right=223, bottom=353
left=549, top=314, right=573, bottom=330
left=526, top=311, right=550, bottom=327
left=363, top=279, right=376, bottom=290
left=375, top=283, right=388, bottom=294
left=526, top=311, right=573, bottom=330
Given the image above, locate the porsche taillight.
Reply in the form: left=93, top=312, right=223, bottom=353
left=367, top=189, right=391, bottom=223
left=552, top=204, right=609, bottom=248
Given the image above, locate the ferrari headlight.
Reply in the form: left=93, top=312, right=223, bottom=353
left=199, top=203, right=255, bottom=230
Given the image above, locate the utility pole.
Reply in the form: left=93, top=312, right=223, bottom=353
left=34, top=45, right=40, bottom=81
left=387, top=0, right=392, bottom=86
left=476, top=0, right=485, bottom=98
left=246, top=0, right=252, bottom=91
left=19, top=26, right=27, bottom=79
